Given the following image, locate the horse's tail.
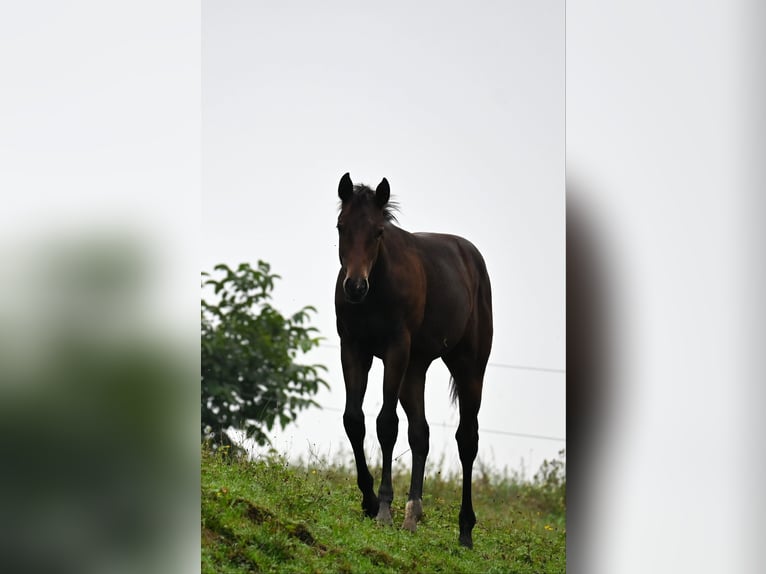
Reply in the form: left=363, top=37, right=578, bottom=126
left=449, top=375, right=459, bottom=406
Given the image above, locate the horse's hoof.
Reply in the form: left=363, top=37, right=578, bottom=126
left=401, top=499, right=423, bottom=532
left=459, top=533, right=473, bottom=549
left=375, top=503, right=393, bottom=526
left=362, top=497, right=380, bottom=518
left=401, top=518, right=417, bottom=532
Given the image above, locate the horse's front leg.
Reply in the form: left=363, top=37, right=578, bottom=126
left=341, top=343, right=377, bottom=517
left=375, top=335, right=410, bottom=525
left=398, top=360, right=430, bottom=533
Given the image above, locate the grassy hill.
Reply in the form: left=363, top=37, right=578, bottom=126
left=202, top=447, right=565, bottom=573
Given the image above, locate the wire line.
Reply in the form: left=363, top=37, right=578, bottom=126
left=320, top=405, right=565, bottom=442
left=317, top=343, right=565, bottom=375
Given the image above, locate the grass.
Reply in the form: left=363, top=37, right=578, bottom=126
left=201, top=446, right=566, bottom=573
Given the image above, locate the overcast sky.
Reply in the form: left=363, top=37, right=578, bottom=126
left=202, top=1, right=564, bottom=476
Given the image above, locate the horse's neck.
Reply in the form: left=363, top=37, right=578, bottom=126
left=378, top=225, right=411, bottom=267
left=374, top=227, right=422, bottom=290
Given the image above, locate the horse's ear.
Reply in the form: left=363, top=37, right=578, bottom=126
left=375, top=178, right=390, bottom=207
left=338, top=172, right=353, bottom=203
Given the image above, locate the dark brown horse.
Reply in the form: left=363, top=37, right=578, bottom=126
left=334, top=173, right=493, bottom=548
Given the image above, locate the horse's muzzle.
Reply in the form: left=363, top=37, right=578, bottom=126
left=343, top=276, right=369, bottom=303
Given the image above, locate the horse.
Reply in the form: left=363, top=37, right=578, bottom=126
left=334, top=172, right=493, bottom=548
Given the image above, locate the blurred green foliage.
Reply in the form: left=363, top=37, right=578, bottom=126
left=201, top=261, right=328, bottom=447
left=0, top=234, right=198, bottom=573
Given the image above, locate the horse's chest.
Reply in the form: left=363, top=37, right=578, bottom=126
left=341, top=308, right=399, bottom=341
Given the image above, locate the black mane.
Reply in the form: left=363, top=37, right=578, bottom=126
left=341, top=184, right=400, bottom=223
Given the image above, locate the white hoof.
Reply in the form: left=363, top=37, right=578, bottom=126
left=401, top=499, right=423, bottom=532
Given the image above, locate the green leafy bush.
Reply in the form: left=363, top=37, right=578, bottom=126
left=201, top=261, right=327, bottom=446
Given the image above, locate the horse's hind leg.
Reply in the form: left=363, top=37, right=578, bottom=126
left=454, top=377, right=482, bottom=548
left=444, top=349, right=487, bottom=549
left=398, top=360, right=430, bottom=532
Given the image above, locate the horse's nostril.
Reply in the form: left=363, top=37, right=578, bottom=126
left=344, top=277, right=369, bottom=301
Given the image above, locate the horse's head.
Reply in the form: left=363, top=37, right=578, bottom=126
left=336, top=172, right=392, bottom=303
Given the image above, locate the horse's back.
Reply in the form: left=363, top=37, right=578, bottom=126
left=411, top=232, right=490, bottom=289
